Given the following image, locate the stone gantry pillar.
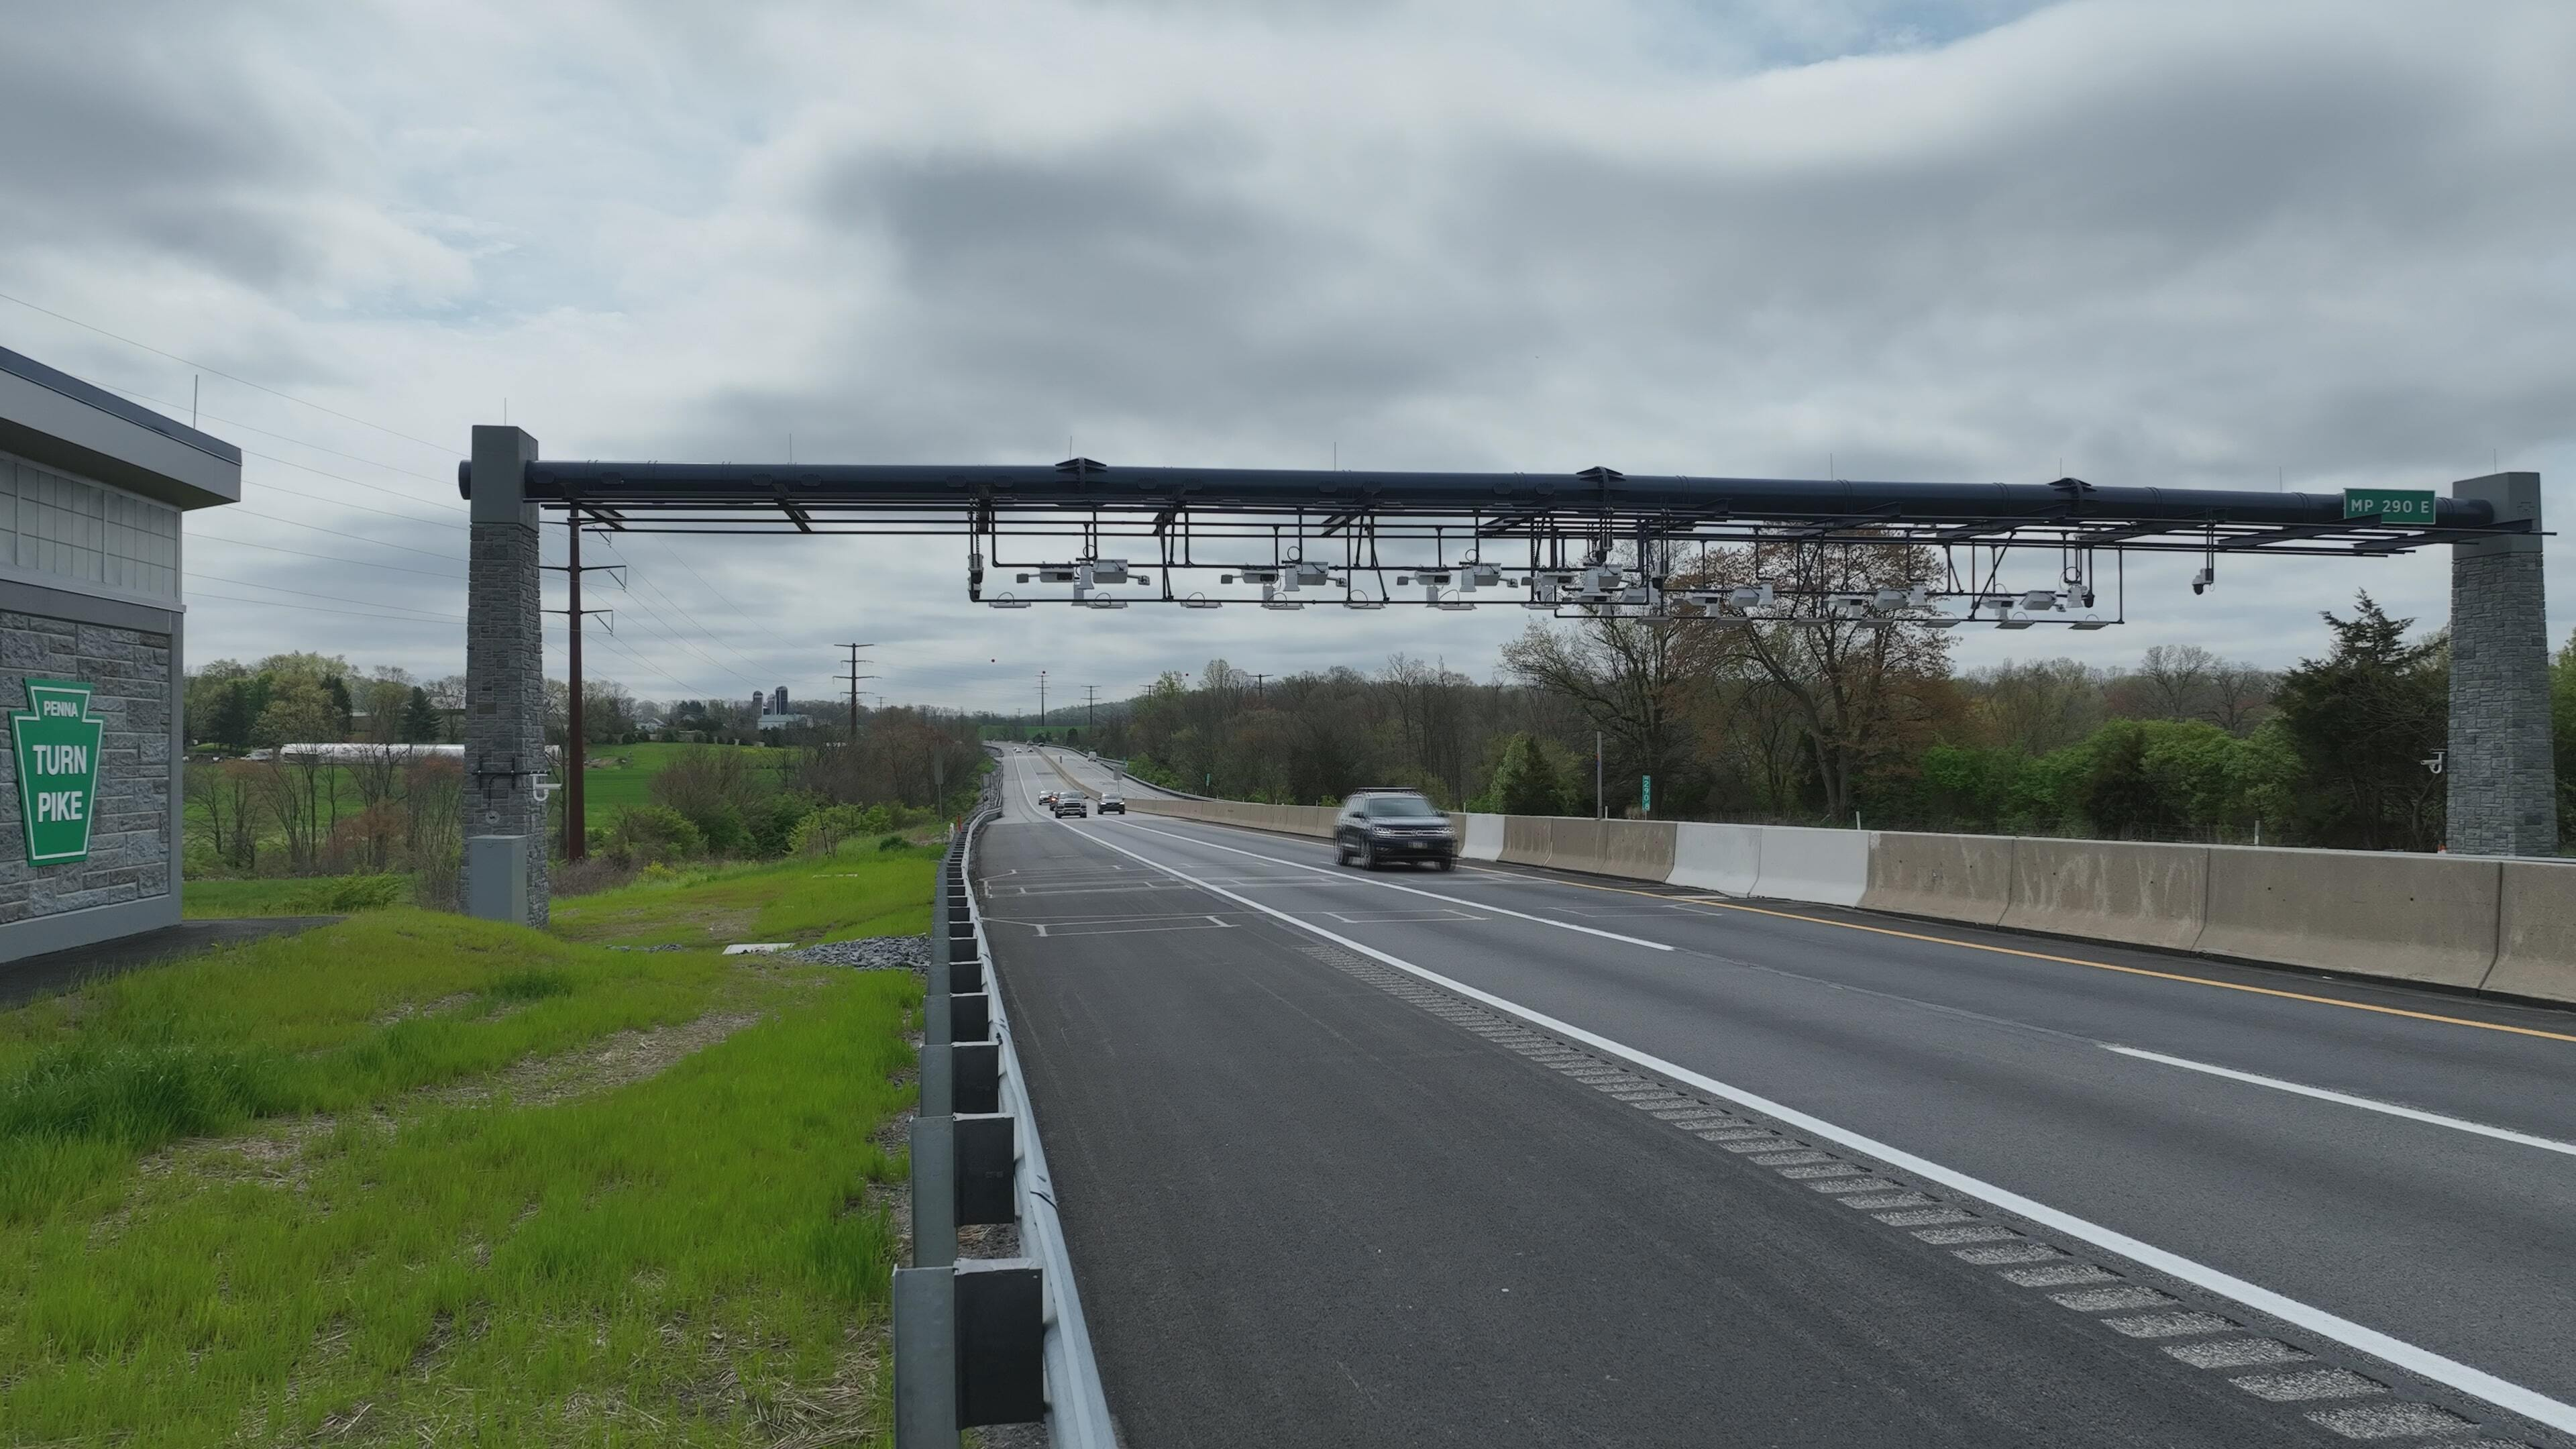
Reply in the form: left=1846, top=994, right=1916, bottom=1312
left=464, top=425, right=550, bottom=924
left=2446, top=471, right=2553, bottom=856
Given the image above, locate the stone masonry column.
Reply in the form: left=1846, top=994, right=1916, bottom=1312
left=464, top=425, right=549, bottom=924
left=2446, top=471, right=2553, bottom=856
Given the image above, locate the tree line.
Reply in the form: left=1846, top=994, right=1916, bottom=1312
left=1084, top=542, right=2532, bottom=853
left=182, top=652, right=990, bottom=890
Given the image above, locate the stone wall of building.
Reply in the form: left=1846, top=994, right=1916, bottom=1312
left=0, top=611, right=172, bottom=924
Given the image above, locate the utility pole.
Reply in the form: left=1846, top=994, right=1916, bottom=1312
left=1038, top=670, right=1048, bottom=730
left=1083, top=684, right=1099, bottom=727
left=1595, top=730, right=1605, bottom=820
left=1250, top=672, right=1269, bottom=700
left=838, top=643, right=878, bottom=743
left=541, top=511, right=619, bottom=861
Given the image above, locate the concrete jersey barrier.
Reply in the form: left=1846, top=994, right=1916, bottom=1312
left=1123, top=769, right=2576, bottom=1006
left=1750, top=827, right=1869, bottom=907
left=2484, top=860, right=2576, bottom=1004
left=1667, top=822, right=1761, bottom=896
left=2001, top=839, right=2210, bottom=952
left=2196, top=846, right=2502, bottom=989
left=1863, top=832, right=2017, bottom=926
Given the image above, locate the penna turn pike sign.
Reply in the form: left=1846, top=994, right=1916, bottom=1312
left=12, top=679, right=105, bottom=865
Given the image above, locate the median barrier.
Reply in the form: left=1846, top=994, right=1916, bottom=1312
left=1601, top=820, right=1678, bottom=881
left=1863, top=832, right=2016, bottom=926
left=1539, top=818, right=1603, bottom=873
left=2484, top=860, right=2576, bottom=1004
left=2000, top=839, right=2210, bottom=951
left=1500, top=814, right=1553, bottom=868
left=1460, top=813, right=1505, bottom=861
left=2197, top=846, right=2501, bottom=989
left=1750, top=827, right=1868, bottom=906
left=1666, top=823, right=1761, bottom=896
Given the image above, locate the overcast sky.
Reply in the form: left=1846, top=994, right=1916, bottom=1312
left=5, top=0, right=2571, bottom=714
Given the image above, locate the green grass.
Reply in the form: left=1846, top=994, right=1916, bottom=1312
left=183, top=872, right=412, bottom=918
left=0, top=861, right=923, bottom=1445
left=577, top=741, right=799, bottom=813
left=550, top=841, right=939, bottom=948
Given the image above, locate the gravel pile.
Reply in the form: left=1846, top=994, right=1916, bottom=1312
left=784, top=934, right=931, bottom=970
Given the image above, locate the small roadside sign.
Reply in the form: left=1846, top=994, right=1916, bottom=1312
left=1642, top=774, right=1652, bottom=815
left=2344, top=488, right=2437, bottom=524
left=12, top=679, right=103, bottom=866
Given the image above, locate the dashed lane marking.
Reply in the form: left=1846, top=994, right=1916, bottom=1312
left=1040, top=810, right=2566, bottom=1444
left=1111, top=819, right=1675, bottom=953
left=2103, top=1044, right=2576, bottom=1158
left=1140, top=809, right=2576, bottom=1045
left=1464, top=860, right=2576, bottom=1047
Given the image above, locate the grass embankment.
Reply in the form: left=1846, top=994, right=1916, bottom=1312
left=182, top=873, right=413, bottom=918
left=552, top=845, right=938, bottom=949
left=0, top=843, right=925, bottom=1446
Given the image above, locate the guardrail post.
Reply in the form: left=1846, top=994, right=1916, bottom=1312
left=911, top=1114, right=957, bottom=1268
left=892, top=1264, right=959, bottom=1444
left=923, top=864, right=953, bottom=1121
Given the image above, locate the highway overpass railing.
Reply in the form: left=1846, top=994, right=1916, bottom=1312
left=1110, top=794, right=2576, bottom=1006
left=893, top=773, right=1116, bottom=1447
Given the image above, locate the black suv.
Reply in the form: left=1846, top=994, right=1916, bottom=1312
left=1334, top=790, right=1455, bottom=870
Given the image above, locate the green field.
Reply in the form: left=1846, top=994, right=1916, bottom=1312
left=574, top=741, right=800, bottom=812
left=0, top=844, right=925, bottom=1445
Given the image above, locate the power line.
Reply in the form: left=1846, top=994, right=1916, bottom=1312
left=0, top=288, right=458, bottom=456
left=228, top=508, right=466, bottom=562
left=241, top=479, right=468, bottom=531
left=555, top=545, right=769, bottom=693
left=92, top=380, right=462, bottom=494
left=193, top=572, right=464, bottom=617
left=189, top=533, right=464, bottom=579
left=189, top=591, right=464, bottom=624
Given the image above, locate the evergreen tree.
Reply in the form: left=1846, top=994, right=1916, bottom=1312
left=402, top=686, right=441, bottom=743
left=1490, top=733, right=1565, bottom=816
left=2271, top=592, right=2447, bottom=851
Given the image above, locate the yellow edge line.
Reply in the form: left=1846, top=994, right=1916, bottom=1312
left=1458, top=863, right=2576, bottom=1046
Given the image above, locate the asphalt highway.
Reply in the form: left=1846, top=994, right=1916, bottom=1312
left=983, top=747, right=2576, bottom=1448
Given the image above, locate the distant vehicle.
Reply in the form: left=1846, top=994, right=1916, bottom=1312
left=1334, top=790, right=1454, bottom=870
left=1098, top=793, right=1126, bottom=814
left=1052, top=794, right=1089, bottom=818
left=1040, top=790, right=1059, bottom=807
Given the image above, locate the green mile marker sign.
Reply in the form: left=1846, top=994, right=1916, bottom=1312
left=2343, top=488, right=2437, bottom=524
left=13, top=679, right=104, bottom=866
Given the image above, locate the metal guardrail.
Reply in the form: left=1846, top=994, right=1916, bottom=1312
left=894, top=769, right=1116, bottom=1446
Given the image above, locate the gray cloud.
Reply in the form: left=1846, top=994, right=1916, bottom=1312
left=4, top=0, right=2572, bottom=709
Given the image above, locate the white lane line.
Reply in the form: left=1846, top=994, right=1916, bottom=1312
left=1113, top=819, right=1674, bottom=953
left=2103, top=1044, right=2576, bottom=1160
left=1059, top=822, right=2576, bottom=1438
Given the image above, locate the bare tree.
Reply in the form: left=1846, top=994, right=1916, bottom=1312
left=2204, top=661, right=2277, bottom=735
left=1501, top=613, right=1695, bottom=815
left=2138, top=644, right=2219, bottom=720
left=1970, top=658, right=2105, bottom=754
left=1686, top=541, right=1953, bottom=821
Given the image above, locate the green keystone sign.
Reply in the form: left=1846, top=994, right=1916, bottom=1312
left=13, top=680, right=104, bottom=866
left=2344, top=488, right=2437, bottom=524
